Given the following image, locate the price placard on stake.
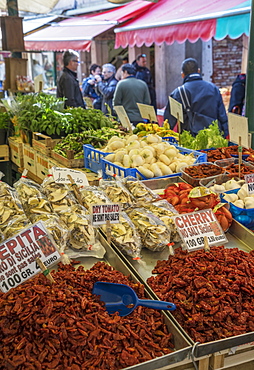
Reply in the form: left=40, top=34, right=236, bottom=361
left=228, top=113, right=249, bottom=148
left=0, top=222, right=61, bottom=293
left=169, top=96, right=184, bottom=123
left=137, top=103, right=157, bottom=122
left=245, top=173, right=254, bottom=194
left=114, top=105, right=133, bottom=131
left=174, top=209, right=227, bottom=251
left=84, top=97, right=94, bottom=109
left=52, top=167, right=89, bottom=186
left=91, top=204, right=120, bottom=226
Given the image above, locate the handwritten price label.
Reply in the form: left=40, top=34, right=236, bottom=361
left=52, top=167, right=89, bottom=186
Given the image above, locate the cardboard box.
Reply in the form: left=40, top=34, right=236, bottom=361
left=0, top=145, right=9, bottom=162
left=23, top=144, right=36, bottom=175
left=8, top=136, right=23, bottom=167
left=36, top=151, right=49, bottom=180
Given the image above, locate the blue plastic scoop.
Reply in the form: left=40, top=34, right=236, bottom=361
left=92, top=281, right=176, bottom=316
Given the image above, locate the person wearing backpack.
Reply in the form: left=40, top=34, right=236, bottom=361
left=228, top=73, right=246, bottom=115
left=163, top=58, right=228, bottom=138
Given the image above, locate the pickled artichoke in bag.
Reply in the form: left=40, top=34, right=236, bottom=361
left=144, top=200, right=181, bottom=243
left=57, top=206, right=95, bottom=251
left=123, top=177, right=160, bottom=204
left=127, top=208, right=171, bottom=252
left=41, top=175, right=78, bottom=213
left=14, top=177, right=53, bottom=218
left=79, top=186, right=110, bottom=210
left=101, top=212, right=142, bottom=259
left=100, top=179, right=135, bottom=209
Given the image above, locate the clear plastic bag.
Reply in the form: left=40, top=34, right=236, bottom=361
left=123, top=176, right=160, bottom=204
left=14, top=176, right=53, bottom=219
left=144, top=200, right=181, bottom=243
left=99, top=178, right=135, bottom=210
left=2, top=215, right=31, bottom=239
left=101, top=211, right=142, bottom=259
left=79, top=186, right=110, bottom=210
left=41, top=175, right=78, bottom=213
left=127, top=207, right=171, bottom=252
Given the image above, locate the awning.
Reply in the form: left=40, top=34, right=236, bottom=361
left=24, top=0, right=153, bottom=52
left=23, top=16, right=59, bottom=35
left=0, top=0, right=59, bottom=14
left=115, top=0, right=251, bottom=48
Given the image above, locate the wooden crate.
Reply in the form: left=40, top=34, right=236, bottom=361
left=0, top=145, right=9, bottom=162
left=32, top=132, right=60, bottom=156
left=48, top=158, right=64, bottom=170
left=36, top=151, right=49, bottom=180
left=8, top=136, right=23, bottom=167
left=23, top=143, right=36, bottom=175
left=51, top=150, right=84, bottom=168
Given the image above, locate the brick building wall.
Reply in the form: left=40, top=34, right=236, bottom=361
left=212, top=36, right=243, bottom=88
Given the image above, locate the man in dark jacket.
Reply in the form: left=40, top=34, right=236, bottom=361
left=57, top=49, right=85, bottom=109
left=133, top=54, right=157, bottom=113
left=228, top=73, right=246, bottom=115
left=82, top=63, right=102, bottom=110
left=94, top=63, right=118, bottom=116
left=164, top=58, right=229, bottom=137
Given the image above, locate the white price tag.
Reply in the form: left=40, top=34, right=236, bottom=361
left=137, top=103, right=157, bottom=122
left=0, top=222, right=61, bottom=293
left=91, top=204, right=120, bottom=226
left=174, top=209, right=227, bottom=251
left=245, top=173, right=254, bottom=194
left=52, top=167, right=89, bottom=186
left=228, top=113, right=249, bottom=148
left=169, top=96, right=184, bottom=123
left=114, top=105, right=132, bottom=131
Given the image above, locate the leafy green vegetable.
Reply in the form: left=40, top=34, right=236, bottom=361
left=180, top=121, right=228, bottom=150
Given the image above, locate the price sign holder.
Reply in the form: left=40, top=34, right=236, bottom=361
left=52, top=167, right=89, bottom=186
left=173, top=209, right=227, bottom=252
left=169, top=96, right=184, bottom=145
left=228, top=113, right=249, bottom=148
left=245, top=173, right=254, bottom=194
left=137, top=103, right=158, bottom=123
left=0, top=221, right=61, bottom=293
left=91, top=203, right=120, bottom=227
left=84, top=97, right=94, bottom=109
left=114, top=105, right=133, bottom=133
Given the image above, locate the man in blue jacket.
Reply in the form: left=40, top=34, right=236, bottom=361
left=164, top=58, right=228, bottom=137
left=82, top=64, right=102, bottom=110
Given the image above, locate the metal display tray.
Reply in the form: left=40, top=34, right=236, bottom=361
left=114, top=176, right=254, bottom=359
left=74, top=232, right=192, bottom=370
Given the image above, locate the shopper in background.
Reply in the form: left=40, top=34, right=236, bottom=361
left=115, top=56, right=128, bottom=81
left=228, top=73, right=246, bottom=115
left=133, top=53, right=157, bottom=113
left=164, top=58, right=228, bottom=137
left=113, top=63, right=150, bottom=126
left=94, top=63, right=118, bottom=116
left=57, top=49, right=85, bottom=109
left=82, top=64, right=102, bottom=110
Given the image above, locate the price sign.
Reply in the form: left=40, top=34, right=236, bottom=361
left=169, top=97, right=184, bottom=123
left=228, top=113, right=249, bottom=148
left=52, top=167, right=89, bottom=186
left=91, top=204, right=120, bottom=226
left=0, top=222, right=61, bottom=293
left=137, top=103, right=157, bottom=123
left=84, top=97, right=94, bottom=109
left=245, top=174, right=254, bottom=194
left=114, top=105, right=133, bottom=132
left=174, top=209, right=227, bottom=252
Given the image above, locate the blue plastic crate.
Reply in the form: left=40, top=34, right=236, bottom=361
left=162, top=136, right=178, bottom=144
left=83, top=144, right=112, bottom=173
left=101, top=146, right=207, bottom=180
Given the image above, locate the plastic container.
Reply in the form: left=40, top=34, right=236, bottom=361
left=221, top=188, right=254, bottom=229
left=199, top=174, right=241, bottom=194
left=101, top=146, right=206, bottom=180
left=162, top=136, right=178, bottom=144
left=83, top=144, right=112, bottom=173
left=181, top=162, right=226, bottom=187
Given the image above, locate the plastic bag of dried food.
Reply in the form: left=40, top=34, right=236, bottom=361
left=79, top=186, right=110, bottom=210
left=99, top=179, right=135, bottom=209
left=101, top=211, right=142, bottom=259
left=126, top=207, right=171, bottom=252
left=0, top=181, right=25, bottom=216
left=144, top=199, right=181, bottom=243
left=57, top=205, right=96, bottom=251
left=41, top=174, right=78, bottom=213
left=14, top=175, right=53, bottom=219
left=2, top=215, right=31, bottom=239
left=123, top=176, right=160, bottom=204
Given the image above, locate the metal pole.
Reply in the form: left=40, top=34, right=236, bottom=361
left=245, top=0, right=254, bottom=148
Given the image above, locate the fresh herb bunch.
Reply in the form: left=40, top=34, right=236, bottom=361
left=0, top=111, right=11, bottom=130
left=180, top=121, right=228, bottom=150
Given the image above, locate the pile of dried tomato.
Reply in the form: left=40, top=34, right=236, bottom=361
left=0, top=262, right=174, bottom=370
left=148, top=246, right=254, bottom=343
